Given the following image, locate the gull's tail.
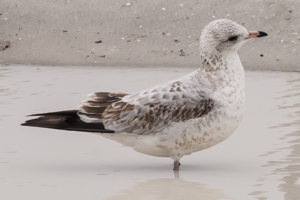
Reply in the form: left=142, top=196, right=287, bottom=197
left=21, top=110, right=114, bottom=133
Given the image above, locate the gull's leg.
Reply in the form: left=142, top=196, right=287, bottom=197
left=173, top=170, right=180, bottom=178
left=173, top=160, right=180, bottom=171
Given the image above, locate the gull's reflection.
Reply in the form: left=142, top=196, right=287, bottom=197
left=104, top=171, right=233, bottom=200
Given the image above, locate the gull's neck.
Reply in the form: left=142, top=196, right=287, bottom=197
left=189, top=49, right=245, bottom=90
left=200, top=45, right=245, bottom=75
left=200, top=49, right=236, bottom=71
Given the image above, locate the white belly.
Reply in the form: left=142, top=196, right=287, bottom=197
left=99, top=103, right=244, bottom=160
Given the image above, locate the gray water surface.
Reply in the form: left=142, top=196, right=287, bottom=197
left=0, top=66, right=299, bottom=200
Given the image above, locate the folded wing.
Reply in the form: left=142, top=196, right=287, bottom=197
left=79, top=80, right=215, bottom=135
left=23, top=81, right=215, bottom=134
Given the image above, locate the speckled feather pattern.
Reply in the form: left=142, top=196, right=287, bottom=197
left=77, top=19, right=248, bottom=160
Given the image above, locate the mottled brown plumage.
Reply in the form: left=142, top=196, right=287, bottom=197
left=21, top=19, right=268, bottom=171
left=101, top=99, right=214, bottom=135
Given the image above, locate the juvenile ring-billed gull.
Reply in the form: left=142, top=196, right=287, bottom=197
left=22, top=19, right=268, bottom=170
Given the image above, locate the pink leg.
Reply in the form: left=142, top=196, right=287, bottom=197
left=173, top=160, right=181, bottom=171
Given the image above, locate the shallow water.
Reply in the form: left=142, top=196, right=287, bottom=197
left=0, top=66, right=299, bottom=200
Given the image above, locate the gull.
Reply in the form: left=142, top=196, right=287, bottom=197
left=22, top=19, right=267, bottom=170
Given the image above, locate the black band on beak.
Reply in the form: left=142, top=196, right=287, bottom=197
left=257, top=31, right=268, bottom=38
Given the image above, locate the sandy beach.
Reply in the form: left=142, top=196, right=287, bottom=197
left=1, top=0, right=300, bottom=71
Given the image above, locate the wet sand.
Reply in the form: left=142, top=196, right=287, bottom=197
left=0, top=66, right=299, bottom=199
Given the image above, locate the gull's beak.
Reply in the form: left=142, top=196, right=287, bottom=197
left=245, top=31, right=268, bottom=39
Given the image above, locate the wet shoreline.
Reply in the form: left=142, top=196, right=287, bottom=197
left=0, top=66, right=299, bottom=199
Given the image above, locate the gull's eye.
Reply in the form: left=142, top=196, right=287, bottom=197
left=228, top=36, right=238, bottom=41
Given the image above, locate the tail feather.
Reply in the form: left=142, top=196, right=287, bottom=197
left=21, top=110, right=114, bottom=133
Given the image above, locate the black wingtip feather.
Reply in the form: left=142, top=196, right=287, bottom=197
left=28, top=110, right=79, bottom=117
left=22, top=110, right=114, bottom=133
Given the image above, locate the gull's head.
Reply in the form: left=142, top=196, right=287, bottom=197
left=200, top=19, right=268, bottom=55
